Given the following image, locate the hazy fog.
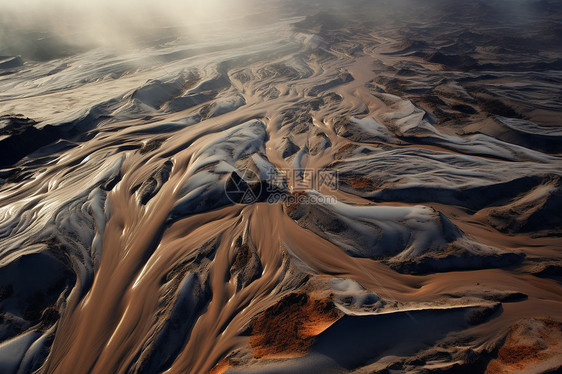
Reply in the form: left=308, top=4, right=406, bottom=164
left=0, top=0, right=258, bottom=59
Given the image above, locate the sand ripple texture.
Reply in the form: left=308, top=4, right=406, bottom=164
left=0, top=1, right=561, bottom=373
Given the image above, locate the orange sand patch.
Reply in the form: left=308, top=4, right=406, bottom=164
left=208, top=359, right=230, bottom=374
left=498, top=345, right=545, bottom=366
left=485, top=318, right=562, bottom=374
left=249, top=292, right=342, bottom=359
left=344, top=177, right=375, bottom=190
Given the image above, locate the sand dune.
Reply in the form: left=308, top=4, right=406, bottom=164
left=0, top=1, right=561, bottom=373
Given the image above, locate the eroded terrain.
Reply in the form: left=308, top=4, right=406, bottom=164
left=0, top=1, right=561, bottom=373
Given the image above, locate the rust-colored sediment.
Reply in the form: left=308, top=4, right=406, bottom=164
left=249, top=292, right=342, bottom=359
left=344, top=177, right=375, bottom=190
left=485, top=318, right=562, bottom=374
left=208, top=359, right=231, bottom=374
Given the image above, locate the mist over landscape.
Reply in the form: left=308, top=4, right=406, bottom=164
left=0, top=1, right=561, bottom=373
